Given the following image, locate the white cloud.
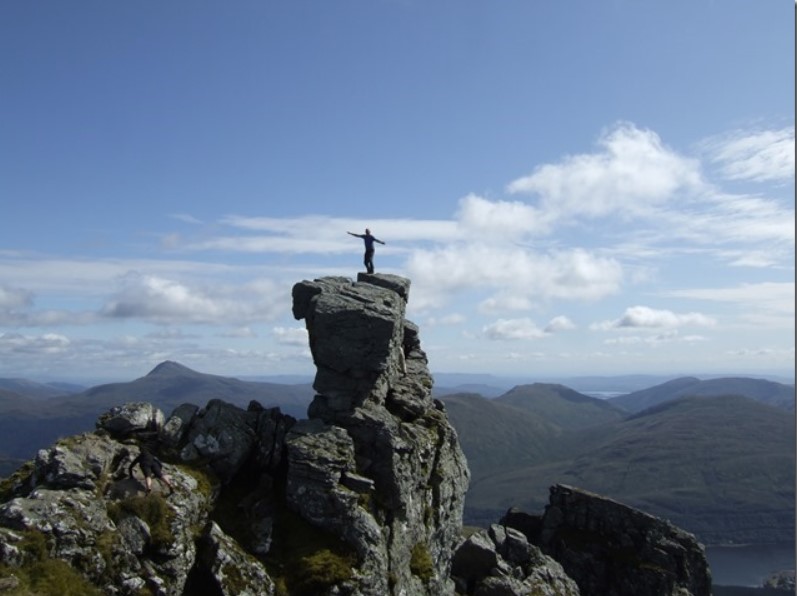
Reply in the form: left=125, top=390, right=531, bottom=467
left=507, top=122, right=703, bottom=219
left=425, top=313, right=465, bottom=326
left=199, top=215, right=460, bottom=254
left=702, top=126, right=795, bottom=183
left=170, top=213, right=204, bottom=225
left=455, top=193, right=551, bottom=239
left=0, top=284, right=96, bottom=327
left=676, top=192, right=794, bottom=247
left=0, top=332, right=71, bottom=355
left=102, top=273, right=287, bottom=325
left=593, top=306, right=717, bottom=330
left=544, top=315, right=576, bottom=333
left=483, top=318, right=547, bottom=340
left=603, top=330, right=705, bottom=346
left=0, top=285, right=32, bottom=310
left=219, top=326, right=258, bottom=338
left=666, top=282, right=795, bottom=323
left=478, top=294, right=535, bottom=314
left=407, top=245, right=623, bottom=310
left=273, top=326, right=308, bottom=346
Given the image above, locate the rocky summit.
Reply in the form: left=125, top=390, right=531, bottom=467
left=0, top=274, right=712, bottom=596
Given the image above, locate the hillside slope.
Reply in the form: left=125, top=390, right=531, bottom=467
left=463, top=395, right=795, bottom=544
left=610, top=376, right=795, bottom=412
left=0, top=361, right=314, bottom=468
left=441, top=392, right=562, bottom=479
left=495, top=383, right=627, bottom=430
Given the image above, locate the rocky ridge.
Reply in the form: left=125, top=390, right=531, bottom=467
left=0, top=274, right=711, bottom=595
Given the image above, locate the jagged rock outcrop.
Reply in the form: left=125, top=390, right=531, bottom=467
left=503, top=484, right=713, bottom=596
left=288, top=273, right=470, bottom=595
left=764, top=570, right=796, bottom=592
left=0, top=274, right=715, bottom=596
left=0, top=274, right=472, bottom=595
left=451, top=524, right=580, bottom=595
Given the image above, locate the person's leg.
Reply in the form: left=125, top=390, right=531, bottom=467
left=159, top=474, right=175, bottom=494
left=145, top=476, right=153, bottom=494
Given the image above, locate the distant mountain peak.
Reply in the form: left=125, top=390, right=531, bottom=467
left=146, top=361, right=199, bottom=377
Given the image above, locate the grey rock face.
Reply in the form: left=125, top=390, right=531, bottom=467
left=451, top=525, right=580, bottom=596
left=97, top=401, right=165, bottom=439
left=0, top=432, right=211, bottom=595
left=196, top=521, right=276, bottom=596
left=290, top=274, right=471, bottom=596
left=522, top=484, right=712, bottom=596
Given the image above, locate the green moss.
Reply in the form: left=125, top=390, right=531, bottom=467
left=107, top=494, right=175, bottom=549
left=17, top=529, right=48, bottom=561
left=178, top=464, right=216, bottom=500
left=23, top=559, right=103, bottom=595
left=357, top=491, right=372, bottom=510
left=263, top=508, right=357, bottom=596
left=409, top=542, right=435, bottom=582
left=293, top=549, right=354, bottom=594
left=0, top=530, right=103, bottom=596
left=0, top=461, right=34, bottom=501
left=220, top=562, right=246, bottom=594
left=95, top=530, right=120, bottom=579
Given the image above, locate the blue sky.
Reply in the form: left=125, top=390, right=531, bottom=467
left=1, top=1, right=794, bottom=383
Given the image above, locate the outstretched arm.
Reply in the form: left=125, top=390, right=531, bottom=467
left=347, top=231, right=362, bottom=238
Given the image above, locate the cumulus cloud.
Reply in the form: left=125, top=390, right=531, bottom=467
left=478, top=294, right=535, bottom=314
left=102, top=273, right=286, bottom=325
left=702, top=126, right=795, bottom=183
left=0, top=330, right=313, bottom=381
left=0, top=332, right=71, bottom=355
left=0, top=284, right=96, bottom=327
left=425, top=313, right=466, bottom=326
left=506, top=122, right=703, bottom=219
left=455, top=194, right=551, bottom=239
left=544, top=315, right=576, bottom=333
left=483, top=318, right=547, bottom=340
left=406, top=245, right=623, bottom=310
left=483, top=314, right=575, bottom=340
left=273, top=326, right=308, bottom=346
left=0, top=285, right=32, bottom=310
left=592, top=306, right=717, bottom=330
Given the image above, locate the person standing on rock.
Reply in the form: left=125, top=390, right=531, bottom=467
left=128, top=447, right=174, bottom=496
left=347, top=228, right=385, bottom=274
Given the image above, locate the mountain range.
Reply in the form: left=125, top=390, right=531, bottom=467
left=445, top=384, right=794, bottom=544
left=0, top=361, right=314, bottom=474
left=0, top=362, right=793, bottom=545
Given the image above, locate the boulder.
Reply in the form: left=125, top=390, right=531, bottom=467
left=531, top=484, right=712, bottom=596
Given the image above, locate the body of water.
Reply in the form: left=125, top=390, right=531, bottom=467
left=707, top=543, right=795, bottom=587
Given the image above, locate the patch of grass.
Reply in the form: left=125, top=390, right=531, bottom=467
left=107, top=494, right=175, bottom=549
left=265, top=507, right=357, bottom=596
left=0, top=529, right=103, bottom=596
left=409, top=542, right=435, bottom=582
left=292, top=549, right=354, bottom=595
left=0, top=461, right=34, bottom=501
left=178, top=464, right=216, bottom=501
